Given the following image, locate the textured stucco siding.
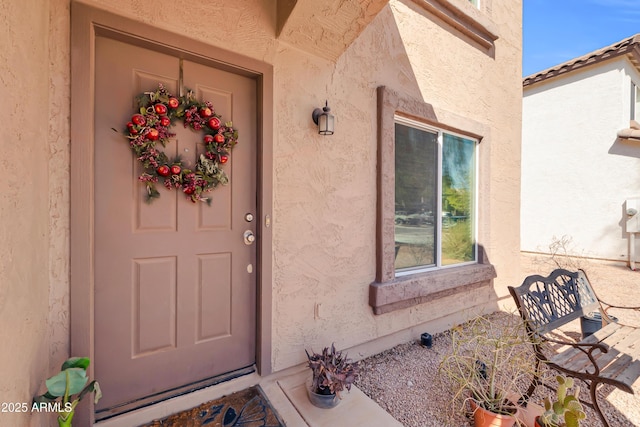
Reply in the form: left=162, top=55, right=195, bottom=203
left=522, top=59, right=640, bottom=261
left=272, top=0, right=522, bottom=369
left=0, top=1, right=56, bottom=426
left=0, top=0, right=522, bottom=423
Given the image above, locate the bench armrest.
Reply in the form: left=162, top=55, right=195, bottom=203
left=580, top=270, right=640, bottom=323
left=598, top=300, right=640, bottom=312
left=598, top=302, right=640, bottom=327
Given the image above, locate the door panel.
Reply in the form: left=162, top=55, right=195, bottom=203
left=197, top=253, right=232, bottom=341
left=133, top=257, right=177, bottom=356
left=94, top=36, right=257, bottom=412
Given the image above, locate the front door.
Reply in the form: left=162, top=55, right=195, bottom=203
left=93, top=36, right=257, bottom=413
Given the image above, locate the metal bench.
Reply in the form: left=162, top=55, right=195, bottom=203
left=508, top=269, right=640, bottom=427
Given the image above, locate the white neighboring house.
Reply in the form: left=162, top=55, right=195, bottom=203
left=522, top=34, right=640, bottom=265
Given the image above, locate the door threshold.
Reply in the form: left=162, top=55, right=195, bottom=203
left=95, top=366, right=258, bottom=426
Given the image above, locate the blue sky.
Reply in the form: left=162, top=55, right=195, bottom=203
left=523, top=0, right=640, bottom=77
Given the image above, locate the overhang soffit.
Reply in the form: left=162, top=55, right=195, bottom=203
left=627, top=45, right=640, bottom=74
left=277, top=0, right=390, bottom=61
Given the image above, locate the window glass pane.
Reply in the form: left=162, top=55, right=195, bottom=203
left=394, top=124, right=437, bottom=270
left=442, top=133, right=476, bottom=265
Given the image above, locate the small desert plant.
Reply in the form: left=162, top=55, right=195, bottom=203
left=537, top=375, right=586, bottom=427
left=439, top=313, right=539, bottom=418
left=33, top=357, right=101, bottom=427
left=532, top=235, right=585, bottom=271
left=305, top=343, right=360, bottom=398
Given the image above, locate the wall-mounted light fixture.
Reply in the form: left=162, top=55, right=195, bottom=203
left=312, top=101, right=334, bottom=135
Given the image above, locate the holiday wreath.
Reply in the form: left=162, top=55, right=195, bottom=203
left=120, top=84, right=238, bottom=204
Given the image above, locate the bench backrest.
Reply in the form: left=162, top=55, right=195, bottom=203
left=508, top=269, right=600, bottom=335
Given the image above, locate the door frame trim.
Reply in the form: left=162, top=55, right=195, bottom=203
left=70, top=3, right=274, bottom=424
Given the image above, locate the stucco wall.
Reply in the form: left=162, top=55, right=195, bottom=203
left=0, top=1, right=56, bottom=426
left=273, top=0, right=522, bottom=369
left=522, top=59, right=640, bottom=261
left=1, top=1, right=522, bottom=423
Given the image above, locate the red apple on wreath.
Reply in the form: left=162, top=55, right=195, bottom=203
left=200, top=107, right=212, bottom=118
left=203, top=134, right=215, bottom=144
left=168, top=97, right=179, bottom=109
left=127, top=122, right=138, bottom=135
left=156, top=165, right=170, bottom=177
left=132, top=114, right=146, bottom=126
left=219, top=155, right=229, bottom=164
left=170, top=165, right=181, bottom=175
left=159, top=116, right=170, bottom=127
left=154, top=103, right=168, bottom=115
left=146, top=128, right=160, bottom=141
left=213, top=134, right=225, bottom=143
left=208, top=117, right=221, bottom=130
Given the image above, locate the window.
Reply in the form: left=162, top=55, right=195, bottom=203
left=370, top=86, right=496, bottom=315
left=394, top=118, right=477, bottom=274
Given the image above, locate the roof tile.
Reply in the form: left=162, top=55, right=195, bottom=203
left=523, top=33, right=640, bottom=87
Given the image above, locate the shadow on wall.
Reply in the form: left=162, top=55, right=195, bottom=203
left=338, top=0, right=498, bottom=112
left=464, top=243, right=504, bottom=314
left=607, top=137, right=640, bottom=245
left=609, top=137, right=640, bottom=159
left=397, top=0, right=496, bottom=59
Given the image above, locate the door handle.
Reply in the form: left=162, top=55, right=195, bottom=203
left=243, top=230, right=255, bottom=245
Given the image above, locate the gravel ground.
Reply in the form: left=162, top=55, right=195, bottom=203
left=356, top=255, right=640, bottom=427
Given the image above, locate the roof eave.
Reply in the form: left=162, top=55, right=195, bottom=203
left=523, top=34, right=640, bottom=89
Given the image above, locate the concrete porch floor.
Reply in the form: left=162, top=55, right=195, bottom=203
left=94, top=364, right=403, bottom=427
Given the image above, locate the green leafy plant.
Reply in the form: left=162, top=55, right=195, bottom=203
left=305, top=343, right=360, bottom=398
left=33, top=357, right=101, bottom=427
left=537, top=375, right=586, bottom=427
left=439, top=313, right=539, bottom=419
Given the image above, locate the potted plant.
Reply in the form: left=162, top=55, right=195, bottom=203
left=535, top=375, right=586, bottom=427
left=33, top=357, right=101, bottom=427
left=305, top=343, right=360, bottom=409
left=439, top=313, right=538, bottom=427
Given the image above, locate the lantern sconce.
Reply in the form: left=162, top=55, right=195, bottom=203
left=312, top=101, right=335, bottom=135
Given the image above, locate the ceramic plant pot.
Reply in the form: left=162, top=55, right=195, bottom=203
left=307, top=387, right=339, bottom=409
left=469, top=399, right=517, bottom=427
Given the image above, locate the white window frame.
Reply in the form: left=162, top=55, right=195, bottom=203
left=394, top=115, right=479, bottom=277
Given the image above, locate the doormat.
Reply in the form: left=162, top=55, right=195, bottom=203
left=140, top=386, right=284, bottom=427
